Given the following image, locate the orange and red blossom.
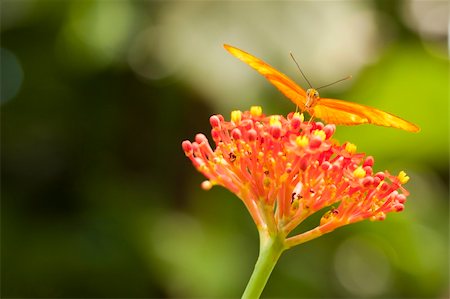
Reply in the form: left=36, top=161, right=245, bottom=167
left=182, top=107, right=409, bottom=247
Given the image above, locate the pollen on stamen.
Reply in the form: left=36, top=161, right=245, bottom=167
left=269, top=115, right=281, bottom=127
left=313, top=129, right=326, bottom=141
left=353, top=166, right=366, bottom=178
left=345, top=142, right=357, bottom=154
left=250, top=106, right=262, bottom=117
left=397, top=171, right=410, bottom=184
left=296, top=135, right=309, bottom=147
left=296, top=112, right=305, bottom=122
left=231, top=110, right=242, bottom=124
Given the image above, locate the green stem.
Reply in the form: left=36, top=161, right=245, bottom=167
left=242, top=231, right=286, bottom=299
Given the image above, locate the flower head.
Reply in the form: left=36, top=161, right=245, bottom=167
left=182, top=107, right=409, bottom=247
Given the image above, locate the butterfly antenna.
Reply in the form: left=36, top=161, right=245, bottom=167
left=316, top=75, right=352, bottom=90
left=289, top=52, right=313, bottom=88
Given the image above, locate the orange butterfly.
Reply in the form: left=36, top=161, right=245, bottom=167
left=224, top=44, right=420, bottom=132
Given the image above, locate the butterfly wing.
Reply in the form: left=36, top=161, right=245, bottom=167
left=224, top=44, right=307, bottom=109
left=224, top=44, right=419, bottom=132
left=314, top=98, right=420, bottom=132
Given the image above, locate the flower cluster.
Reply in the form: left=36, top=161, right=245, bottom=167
left=182, top=107, right=409, bottom=247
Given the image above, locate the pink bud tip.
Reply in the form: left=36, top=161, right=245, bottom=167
left=182, top=140, right=193, bottom=153
left=248, top=129, right=257, bottom=142
left=364, top=166, right=373, bottom=176
left=290, top=116, right=301, bottom=130
left=232, top=128, right=242, bottom=140
left=271, top=126, right=281, bottom=139
left=362, top=176, right=374, bottom=187
left=394, top=204, right=404, bottom=212
left=363, top=156, right=374, bottom=167
left=309, top=136, right=322, bottom=149
left=375, top=172, right=385, bottom=181
left=332, top=163, right=341, bottom=172
left=380, top=182, right=389, bottom=192
left=195, top=133, right=208, bottom=144
left=396, top=194, right=407, bottom=204
left=314, top=122, right=324, bottom=130
left=323, top=124, right=335, bottom=139
left=373, top=176, right=381, bottom=186
left=210, top=115, right=221, bottom=128
left=242, top=119, right=253, bottom=130
left=321, top=161, right=331, bottom=171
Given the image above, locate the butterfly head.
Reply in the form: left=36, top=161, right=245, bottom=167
left=305, top=88, right=320, bottom=109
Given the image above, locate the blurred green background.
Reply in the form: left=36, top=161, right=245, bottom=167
left=1, top=0, right=448, bottom=298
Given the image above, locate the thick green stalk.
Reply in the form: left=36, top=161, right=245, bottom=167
left=241, top=232, right=285, bottom=299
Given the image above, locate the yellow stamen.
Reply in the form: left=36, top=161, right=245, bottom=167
left=231, top=110, right=242, bottom=124
left=353, top=166, right=366, bottom=178
left=296, top=135, right=309, bottom=147
left=345, top=142, right=357, bottom=154
left=397, top=171, right=410, bottom=184
left=313, top=130, right=326, bottom=141
left=293, top=112, right=304, bottom=122
left=250, top=106, right=262, bottom=117
left=269, top=115, right=281, bottom=127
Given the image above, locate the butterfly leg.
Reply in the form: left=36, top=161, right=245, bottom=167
left=307, top=110, right=316, bottom=125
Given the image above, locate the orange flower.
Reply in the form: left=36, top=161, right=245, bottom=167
left=182, top=107, right=408, bottom=247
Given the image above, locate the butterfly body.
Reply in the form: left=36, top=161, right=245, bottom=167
left=305, top=88, right=320, bottom=109
left=224, top=44, right=420, bottom=132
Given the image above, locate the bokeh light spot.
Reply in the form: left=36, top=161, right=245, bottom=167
left=1, top=48, right=24, bottom=104
left=55, top=0, right=135, bottom=72
left=334, top=235, right=392, bottom=297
